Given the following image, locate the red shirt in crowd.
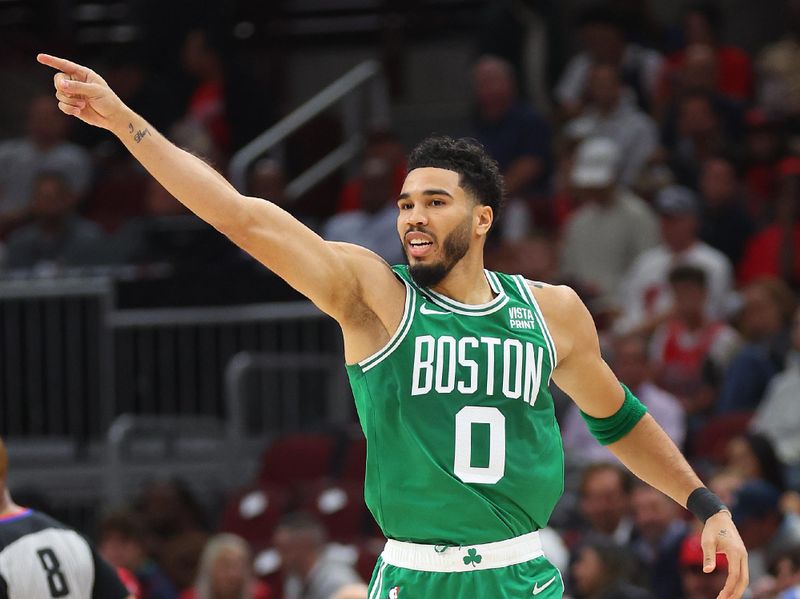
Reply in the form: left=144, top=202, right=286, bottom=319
left=738, top=223, right=800, bottom=285
left=657, top=46, right=754, bottom=101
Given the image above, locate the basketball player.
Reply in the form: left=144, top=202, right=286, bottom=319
left=37, top=53, right=748, bottom=598
left=0, top=436, right=132, bottom=598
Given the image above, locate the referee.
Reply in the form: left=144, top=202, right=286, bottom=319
left=0, top=437, right=132, bottom=598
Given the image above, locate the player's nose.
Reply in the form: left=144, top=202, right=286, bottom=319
left=404, top=203, right=428, bottom=226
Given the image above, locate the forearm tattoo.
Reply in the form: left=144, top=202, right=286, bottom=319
left=718, top=529, right=729, bottom=538
left=129, top=122, right=151, bottom=143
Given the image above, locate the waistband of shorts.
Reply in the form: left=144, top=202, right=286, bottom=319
left=381, top=530, right=543, bottom=573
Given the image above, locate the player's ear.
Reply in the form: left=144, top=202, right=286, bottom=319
left=475, top=203, right=493, bottom=237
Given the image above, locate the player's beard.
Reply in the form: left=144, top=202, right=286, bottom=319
left=406, top=215, right=471, bottom=288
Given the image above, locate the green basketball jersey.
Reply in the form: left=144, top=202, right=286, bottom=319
left=346, top=266, right=564, bottom=546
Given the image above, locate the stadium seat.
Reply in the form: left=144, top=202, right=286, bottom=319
left=219, top=483, right=291, bottom=548
left=690, top=412, right=754, bottom=464
left=355, top=538, right=385, bottom=583
left=339, top=435, right=366, bottom=482
left=303, top=481, right=371, bottom=543
left=257, top=433, right=337, bottom=486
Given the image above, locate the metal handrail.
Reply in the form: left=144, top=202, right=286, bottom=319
left=229, top=59, right=389, bottom=196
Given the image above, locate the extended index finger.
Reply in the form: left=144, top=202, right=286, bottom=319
left=36, top=53, right=89, bottom=78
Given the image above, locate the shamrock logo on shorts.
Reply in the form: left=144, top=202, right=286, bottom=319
left=463, top=548, right=482, bottom=567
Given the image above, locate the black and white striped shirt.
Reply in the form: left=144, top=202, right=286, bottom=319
left=0, top=509, right=128, bottom=599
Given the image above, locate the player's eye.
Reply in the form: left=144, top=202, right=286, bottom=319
left=399, top=202, right=412, bottom=210
left=430, top=199, right=445, bottom=206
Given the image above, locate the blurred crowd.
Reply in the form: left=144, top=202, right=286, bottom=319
left=2, top=0, right=800, bottom=598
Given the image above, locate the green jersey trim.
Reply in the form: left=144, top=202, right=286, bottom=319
left=423, top=270, right=509, bottom=316
left=513, top=276, right=558, bottom=373
left=358, top=278, right=415, bottom=372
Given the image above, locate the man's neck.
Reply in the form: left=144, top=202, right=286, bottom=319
left=429, top=253, right=494, bottom=305
left=0, top=489, right=21, bottom=517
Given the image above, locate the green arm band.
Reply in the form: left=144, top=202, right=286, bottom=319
left=579, top=383, right=648, bottom=445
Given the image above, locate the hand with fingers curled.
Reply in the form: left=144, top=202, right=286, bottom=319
left=36, top=53, right=128, bottom=132
left=701, top=510, right=749, bottom=599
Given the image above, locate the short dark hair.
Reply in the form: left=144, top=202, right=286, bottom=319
left=579, top=462, right=633, bottom=496
left=668, top=264, right=708, bottom=287
left=407, top=136, right=504, bottom=217
left=275, top=511, right=327, bottom=546
left=98, top=510, right=145, bottom=543
left=575, top=4, right=627, bottom=31
left=683, top=1, right=724, bottom=36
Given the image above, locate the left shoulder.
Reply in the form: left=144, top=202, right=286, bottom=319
left=525, top=280, right=582, bottom=307
left=525, top=281, right=595, bottom=361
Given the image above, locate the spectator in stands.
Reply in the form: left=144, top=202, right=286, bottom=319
left=487, top=231, right=561, bottom=286
left=766, top=545, right=800, bottom=599
left=739, top=157, right=800, bottom=287
left=630, top=483, right=689, bottom=599
left=564, top=62, right=659, bottom=187
left=248, top=158, right=317, bottom=231
left=698, top=156, right=756, bottom=268
left=560, top=137, right=659, bottom=314
left=731, top=480, right=800, bottom=583
left=716, top=277, right=797, bottom=413
left=657, top=2, right=753, bottom=105
left=743, top=110, right=786, bottom=221
left=751, top=306, right=800, bottom=468
left=725, top=433, right=787, bottom=492
left=0, top=94, right=92, bottom=235
left=555, top=4, right=663, bottom=118
left=617, top=185, right=734, bottom=336
left=649, top=265, right=740, bottom=415
left=471, top=54, right=551, bottom=234
left=708, top=469, right=747, bottom=508
left=322, top=156, right=405, bottom=265
left=758, top=0, right=800, bottom=120
left=571, top=535, right=654, bottom=599
left=98, top=510, right=178, bottom=599
left=3, top=171, right=103, bottom=272
left=679, top=533, right=729, bottom=599
left=576, top=463, right=634, bottom=546
left=179, top=27, right=272, bottom=157
left=273, top=512, right=362, bottom=599
left=134, top=480, right=207, bottom=566
left=180, top=534, right=270, bottom=599
left=662, top=90, right=740, bottom=189
left=337, top=130, right=406, bottom=213
left=562, top=334, right=685, bottom=465
left=161, top=531, right=209, bottom=597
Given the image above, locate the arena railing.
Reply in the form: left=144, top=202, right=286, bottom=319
left=0, top=277, right=345, bottom=441
left=1, top=275, right=353, bottom=528
left=228, top=59, right=389, bottom=197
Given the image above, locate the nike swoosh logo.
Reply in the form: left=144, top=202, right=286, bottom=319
left=420, top=304, right=449, bottom=315
left=532, top=575, right=556, bottom=595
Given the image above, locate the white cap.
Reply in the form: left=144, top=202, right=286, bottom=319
left=571, top=137, right=620, bottom=188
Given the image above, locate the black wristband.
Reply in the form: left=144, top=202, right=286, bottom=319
left=687, top=487, right=728, bottom=523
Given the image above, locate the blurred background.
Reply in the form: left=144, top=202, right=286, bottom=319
left=1, top=0, right=799, bottom=597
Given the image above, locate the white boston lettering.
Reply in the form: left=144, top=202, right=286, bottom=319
left=411, top=335, right=435, bottom=395
left=480, top=337, right=501, bottom=395
left=456, top=337, right=479, bottom=394
left=524, top=343, right=544, bottom=406
left=410, top=335, right=545, bottom=406
left=434, top=336, right=457, bottom=393
left=502, top=339, right=523, bottom=399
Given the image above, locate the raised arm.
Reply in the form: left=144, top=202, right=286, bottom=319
left=36, top=54, right=401, bottom=328
left=533, top=283, right=749, bottom=599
